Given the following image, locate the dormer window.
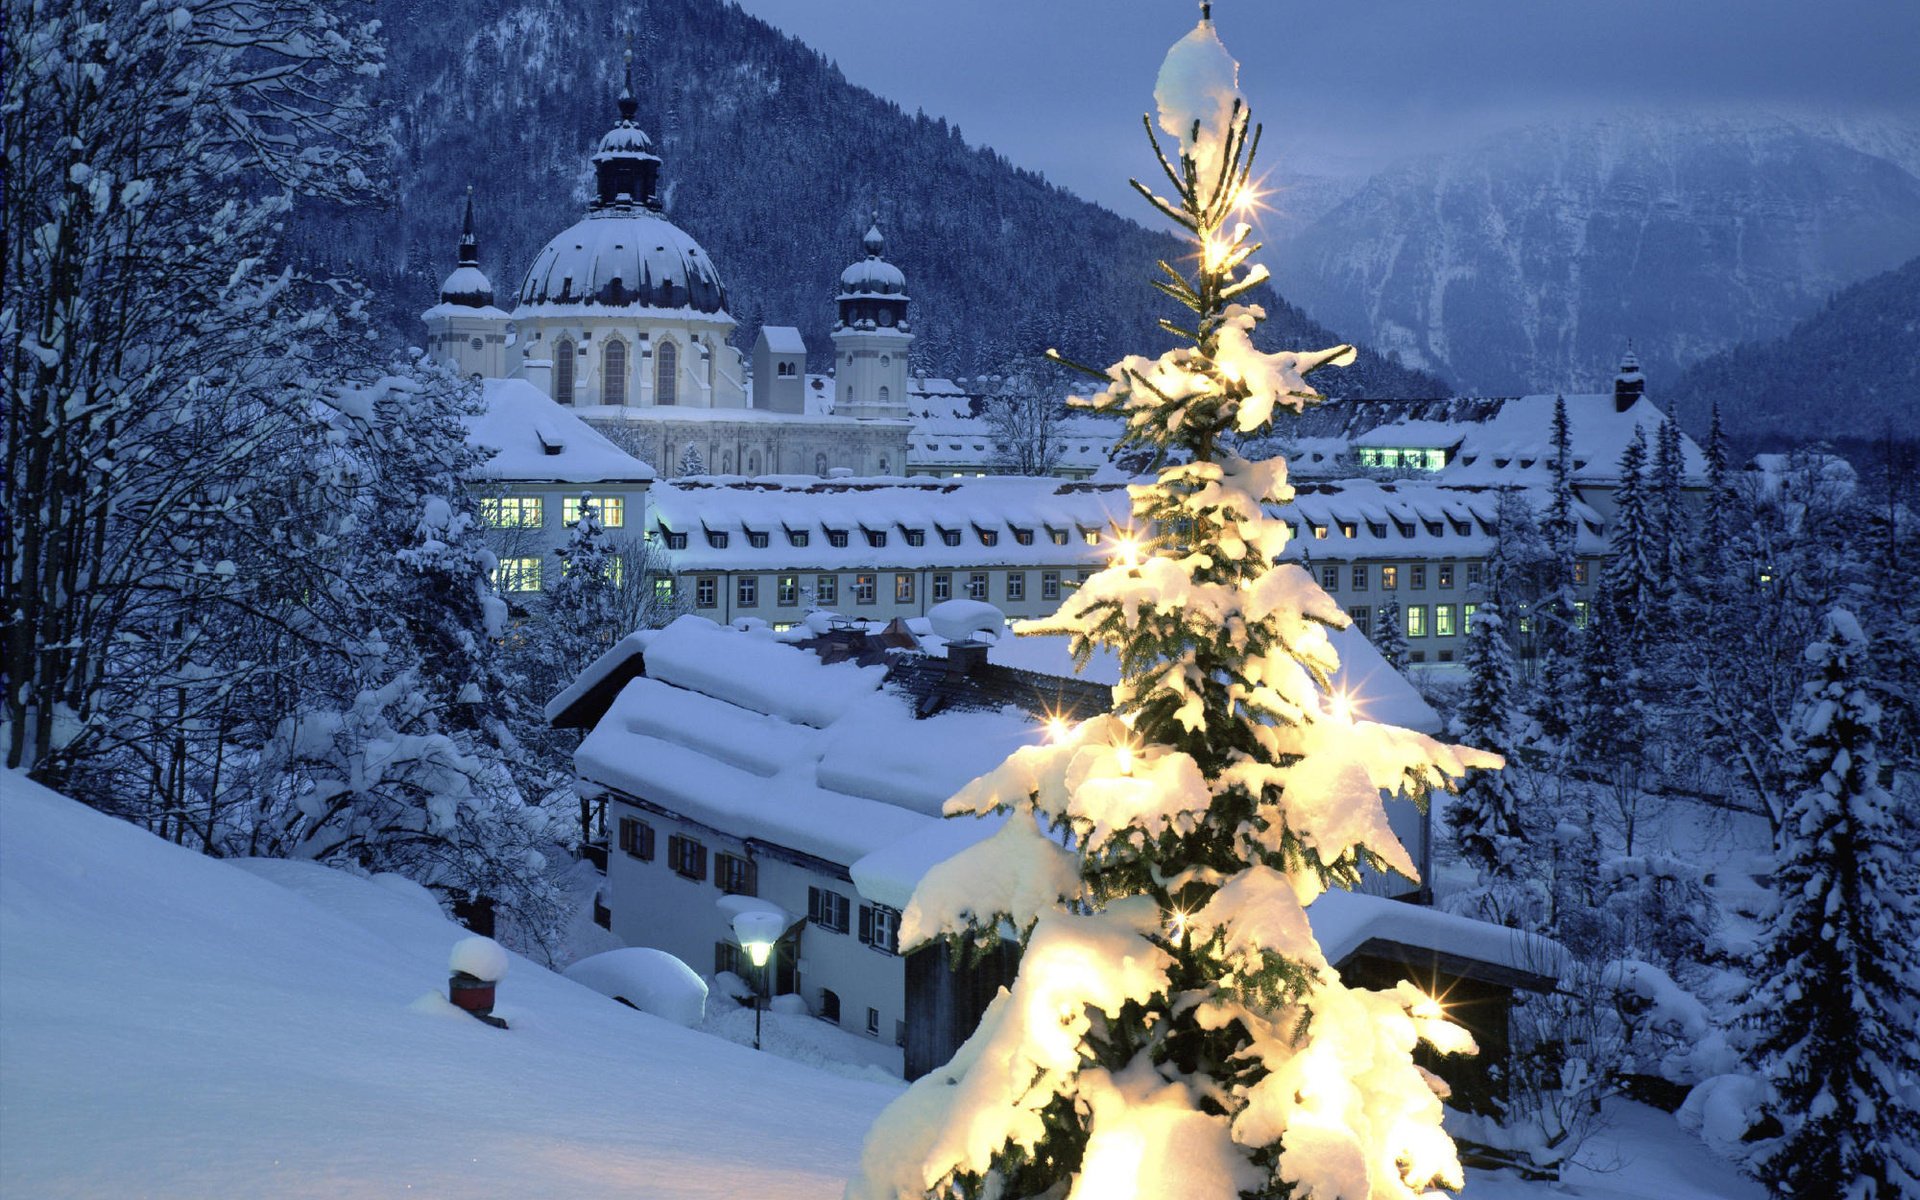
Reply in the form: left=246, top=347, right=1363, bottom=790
left=1312, top=524, right=1328, bottom=539
left=827, top=529, right=849, bottom=549
left=705, top=530, right=730, bottom=549
left=1368, top=521, right=1387, bottom=538
left=976, top=527, right=999, bottom=547
left=1339, top=521, right=1357, bottom=539
left=1424, top=520, right=1444, bottom=536
left=1393, top=520, right=1415, bottom=538
left=661, top=528, right=688, bottom=551
left=864, top=528, right=888, bottom=548
left=904, top=528, right=926, bottom=547
left=1012, top=528, right=1034, bottom=546
left=939, top=528, right=962, bottom=547
left=747, top=531, right=769, bottom=549
left=1047, top=527, right=1068, bottom=545
left=785, top=526, right=810, bottom=548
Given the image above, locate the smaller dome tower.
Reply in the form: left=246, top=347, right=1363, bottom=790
left=593, top=50, right=663, bottom=212
left=832, top=215, right=911, bottom=423
left=424, top=186, right=511, bottom=379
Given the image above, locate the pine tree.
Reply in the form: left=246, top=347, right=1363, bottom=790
left=1696, top=401, right=1734, bottom=587
left=678, top=443, right=705, bottom=477
left=1603, top=426, right=1658, bottom=655
left=1748, top=610, right=1920, bottom=1199
left=1533, top=396, right=1581, bottom=741
left=1650, top=411, right=1690, bottom=635
left=1450, top=600, right=1525, bottom=882
left=848, top=17, right=1490, bottom=1198
left=1374, top=595, right=1411, bottom=671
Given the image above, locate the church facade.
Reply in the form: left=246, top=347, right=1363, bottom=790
left=423, top=57, right=910, bottom=479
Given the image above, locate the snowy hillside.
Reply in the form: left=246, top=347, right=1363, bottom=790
left=0, top=775, right=897, bottom=1199
left=2, top=778, right=1767, bottom=1198
left=1270, top=113, right=1920, bottom=404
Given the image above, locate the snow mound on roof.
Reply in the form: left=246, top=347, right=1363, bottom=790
left=645, top=615, right=885, bottom=727
left=469, top=378, right=656, bottom=482
left=0, top=773, right=895, bottom=1198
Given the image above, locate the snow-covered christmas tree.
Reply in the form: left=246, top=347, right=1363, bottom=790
left=1449, top=600, right=1525, bottom=886
left=1747, top=609, right=1920, bottom=1198
left=1373, top=595, right=1410, bottom=672
left=846, top=14, right=1493, bottom=1199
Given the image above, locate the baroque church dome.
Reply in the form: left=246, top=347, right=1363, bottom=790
left=513, top=52, right=730, bottom=318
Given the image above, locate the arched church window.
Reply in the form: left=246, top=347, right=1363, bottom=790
left=878, top=386, right=891, bottom=406
left=656, top=340, right=678, bottom=406
left=880, top=355, right=890, bottom=367
left=554, top=339, right=576, bottom=404
left=603, top=339, right=628, bottom=405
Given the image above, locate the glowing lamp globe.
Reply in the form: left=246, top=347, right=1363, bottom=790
left=730, top=910, right=785, bottom=968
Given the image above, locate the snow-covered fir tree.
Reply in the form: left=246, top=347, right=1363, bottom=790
left=1532, top=395, right=1581, bottom=741
left=1373, top=595, right=1411, bottom=671
left=1747, top=609, right=1920, bottom=1199
left=678, top=443, right=706, bottom=477
left=1650, top=411, right=1690, bottom=635
left=1603, top=426, right=1658, bottom=655
left=847, top=16, right=1491, bottom=1199
left=1449, top=601, right=1525, bottom=885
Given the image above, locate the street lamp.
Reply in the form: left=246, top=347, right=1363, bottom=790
left=730, top=910, right=784, bottom=1051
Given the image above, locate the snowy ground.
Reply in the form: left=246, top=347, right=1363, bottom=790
left=1, top=774, right=1759, bottom=1197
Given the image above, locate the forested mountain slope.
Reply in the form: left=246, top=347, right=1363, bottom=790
left=1668, top=254, right=1920, bottom=442
left=300, top=0, right=1444, bottom=396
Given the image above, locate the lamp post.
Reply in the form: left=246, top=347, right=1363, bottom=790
left=730, top=910, right=784, bottom=1051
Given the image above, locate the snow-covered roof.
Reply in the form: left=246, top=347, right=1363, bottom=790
left=1278, top=479, right=1611, bottom=558
left=648, top=477, right=1132, bottom=572
left=757, top=325, right=806, bottom=354
left=1283, top=393, right=1707, bottom=487
left=515, top=209, right=728, bottom=316
left=907, top=416, right=1120, bottom=474
left=1307, top=890, right=1567, bottom=987
left=467, top=378, right=656, bottom=483
left=573, top=616, right=1040, bottom=867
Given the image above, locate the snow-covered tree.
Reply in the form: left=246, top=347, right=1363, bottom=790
left=1531, top=396, right=1581, bottom=740
left=847, top=17, right=1491, bottom=1199
left=1450, top=601, right=1525, bottom=883
left=1373, top=595, right=1411, bottom=671
left=3, top=0, right=382, bottom=779
left=1603, top=426, right=1658, bottom=655
left=1649, top=411, right=1690, bottom=635
left=1747, top=609, right=1920, bottom=1199
left=257, top=359, right=563, bottom=941
left=987, top=367, right=1068, bottom=476
left=678, top=443, right=706, bottom=477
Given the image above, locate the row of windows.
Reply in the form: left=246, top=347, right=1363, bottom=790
left=491, top=555, right=627, bottom=593
left=481, top=495, right=627, bottom=529
left=662, top=524, right=1100, bottom=552
left=620, top=818, right=758, bottom=895
left=1354, top=447, right=1449, bottom=471
left=688, top=569, right=1083, bottom=611
left=1312, top=560, right=1593, bottom=594
left=553, top=337, right=679, bottom=407
left=1346, top=599, right=1592, bottom=641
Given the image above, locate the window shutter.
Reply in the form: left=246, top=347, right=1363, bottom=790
left=695, top=844, right=708, bottom=880
left=859, top=904, right=874, bottom=944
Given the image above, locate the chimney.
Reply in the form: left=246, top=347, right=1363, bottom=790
left=946, top=639, right=989, bottom=676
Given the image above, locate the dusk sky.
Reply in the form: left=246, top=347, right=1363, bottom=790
left=732, top=0, right=1920, bottom=216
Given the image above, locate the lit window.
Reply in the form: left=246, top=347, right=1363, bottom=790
left=1083, top=529, right=1100, bottom=545
left=894, top=573, right=914, bottom=604
left=932, top=573, right=951, bottom=602
left=1013, top=529, right=1034, bottom=546
left=1575, top=600, right=1591, bottom=628
left=1049, top=529, right=1068, bottom=546
left=481, top=496, right=544, bottom=529
left=1407, top=605, right=1428, bottom=638
left=977, top=529, right=999, bottom=547
left=816, top=575, right=837, bottom=605
left=563, top=496, right=625, bottom=527
left=1438, top=563, right=1453, bottom=588
left=854, top=574, right=875, bottom=605
left=1312, top=524, right=1328, bottom=539
left=1435, top=604, right=1456, bottom=637
left=1340, top=521, right=1357, bottom=539
left=493, top=556, right=543, bottom=592
left=653, top=577, right=676, bottom=606
left=1382, top=566, right=1399, bottom=590
left=737, top=576, right=758, bottom=607
left=1463, top=603, right=1477, bottom=635
left=1006, top=572, right=1025, bottom=602
left=778, top=575, right=799, bottom=607
left=1572, top=561, right=1589, bottom=585
left=695, top=577, right=717, bottom=608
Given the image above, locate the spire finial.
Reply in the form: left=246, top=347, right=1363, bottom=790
left=863, top=212, right=885, bottom=258
left=618, top=47, right=637, bottom=122
left=458, top=185, right=478, bottom=264
left=1200, top=1, right=1212, bottom=21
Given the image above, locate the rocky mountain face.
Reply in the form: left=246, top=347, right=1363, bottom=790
left=1668, top=254, right=1920, bottom=444
left=1268, top=114, right=1920, bottom=401
left=299, top=0, right=1445, bottom=397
